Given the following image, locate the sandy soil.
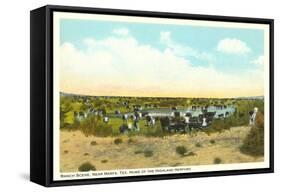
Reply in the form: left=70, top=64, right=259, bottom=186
left=60, top=126, right=263, bottom=172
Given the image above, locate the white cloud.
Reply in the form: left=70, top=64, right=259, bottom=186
left=60, top=31, right=263, bottom=98
left=112, top=28, right=129, bottom=36
left=217, top=38, right=251, bottom=54
left=160, top=31, right=215, bottom=62
left=251, top=55, right=264, bottom=67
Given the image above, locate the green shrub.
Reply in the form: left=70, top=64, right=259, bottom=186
left=176, top=146, right=187, bottom=156
left=144, top=150, right=154, bottom=157
left=79, top=116, right=112, bottom=137
left=210, top=139, right=216, bottom=144
left=213, top=157, right=222, bottom=164
left=206, top=119, right=230, bottom=134
left=143, top=123, right=165, bottom=137
left=134, top=150, right=143, bottom=154
left=114, top=138, right=123, bottom=145
left=84, top=152, right=90, bottom=156
left=90, top=141, right=97, bottom=145
left=186, top=151, right=196, bottom=156
left=195, top=143, right=202, bottom=147
left=101, top=159, right=108, bottom=163
left=240, top=113, right=264, bottom=157
left=78, top=162, right=96, bottom=172
left=128, top=138, right=135, bottom=144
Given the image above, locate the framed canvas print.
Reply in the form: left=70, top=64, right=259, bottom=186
left=30, top=5, right=274, bottom=187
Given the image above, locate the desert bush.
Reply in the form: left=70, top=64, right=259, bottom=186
left=143, top=123, right=165, bottom=137
left=101, top=159, right=108, bottom=163
left=176, top=146, right=188, bottom=156
left=240, top=113, right=264, bottom=156
left=195, top=143, right=202, bottom=147
left=84, top=152, right=90, bottom=156
left=114, top=138, right=123, bottom=145
left=78, top=162, right=96, bottom=172
left=214, top=157, right=222, bottom=164
left=206, top=119, right=230, bottom=134
left=60, top=96, right=73, bottom=128
left=90, top=141, right=97, bottom=145
left=210, top=139, right=216, bottom=144
left=79, top=116, right=112, bottom=137
left=186, top=151, right=196, bottom=156
left=128, top=138, right=135, bottom=144
left=144, top=150, right=154, bottom=157
left=134, top=150, right=143, bottom=154
left=256, top=112, right=264, bottom=129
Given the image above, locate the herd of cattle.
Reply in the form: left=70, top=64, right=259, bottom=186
left=71, top=97, right=259, bottom=134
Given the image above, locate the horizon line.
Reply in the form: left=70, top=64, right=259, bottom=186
left=60, top=91, right=264, bottom=99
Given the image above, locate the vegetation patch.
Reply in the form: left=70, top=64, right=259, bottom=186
left=195, top=143, right=202, bottom=147
left=128, top=138, right=135, bottom=144
left=114, top=138, right=123, bottom=145
left=78, top=162, right=96, bottom=172
left=101, top=159, right=108, bottom=163
left=186, top=151, right=197, bottom=156
left=240, top=113, right=264, bottom=156
left=144, top=149, right=154, bottom=157
left=90, top=141, right=97, bottom=146
left=134, top=150, right=143, bottom=155
left=176, top=146, right=188, bottom=157
left=213, top=157, right=222, bottom=164
left=80, top=116, right=113, bottom=137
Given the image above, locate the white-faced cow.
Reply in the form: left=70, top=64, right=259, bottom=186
left=103, top=116, right=109, bottom=123
left=249, top=107, right=258, bottom=126
left=122, top=114, right=128, bottom=123
left=146, top=115, right=155, bottom=127
left=202, top=117, right=207, bottom=128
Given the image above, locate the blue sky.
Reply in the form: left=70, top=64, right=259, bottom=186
left=60, top=19, right=264, bottom=73
left=59, top=18, right=265, bottom=98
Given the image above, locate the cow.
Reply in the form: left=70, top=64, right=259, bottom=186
left=103, top=116, right=109, bottom=123
left=188, top=117, right=202, bottom=129
left=249, top=107, right=258, bottom=126
left=174, top=111, right=181, bottom=118
left=141, top=111, right=149, bottom=117
left=204, top=111, right=216, bottom=123
left=171, top=106, right=177, bottom=111
left=146, top=115, right=155, bottom=127
left=168, top=122, right=186, bottom=133
left=115, top=110, right=121, bottom=115
left=191, top=106, right=197, bottom=111
left=119, top=124, right=130, bottom=134
left=202, top=117, right=208, bottom=128
left=185, top=112, right=192, bottom=117
left=132, top=112, right=141, bottom=131
left=225, top=111, right=230, bottom=117
left=74, top=111, right=86, bottom=122
left=122, top=114, right=128, bottom=123
left=218, top=114, right=225, bottom=118
left=160, top=116, right=171, bottom=131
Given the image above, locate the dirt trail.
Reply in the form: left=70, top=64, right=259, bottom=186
left=60, top=126, right=263, bottom=172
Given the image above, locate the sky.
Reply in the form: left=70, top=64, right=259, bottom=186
left=59, top=17, right=265, bottom=98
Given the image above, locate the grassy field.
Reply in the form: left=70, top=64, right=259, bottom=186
left=59, top=94, right=265, bottom=172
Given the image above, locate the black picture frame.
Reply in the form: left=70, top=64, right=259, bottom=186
left=30, top=5, right=274, bottom=187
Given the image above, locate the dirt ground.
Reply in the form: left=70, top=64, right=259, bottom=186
left=60, top=126, right=263, bottom=172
